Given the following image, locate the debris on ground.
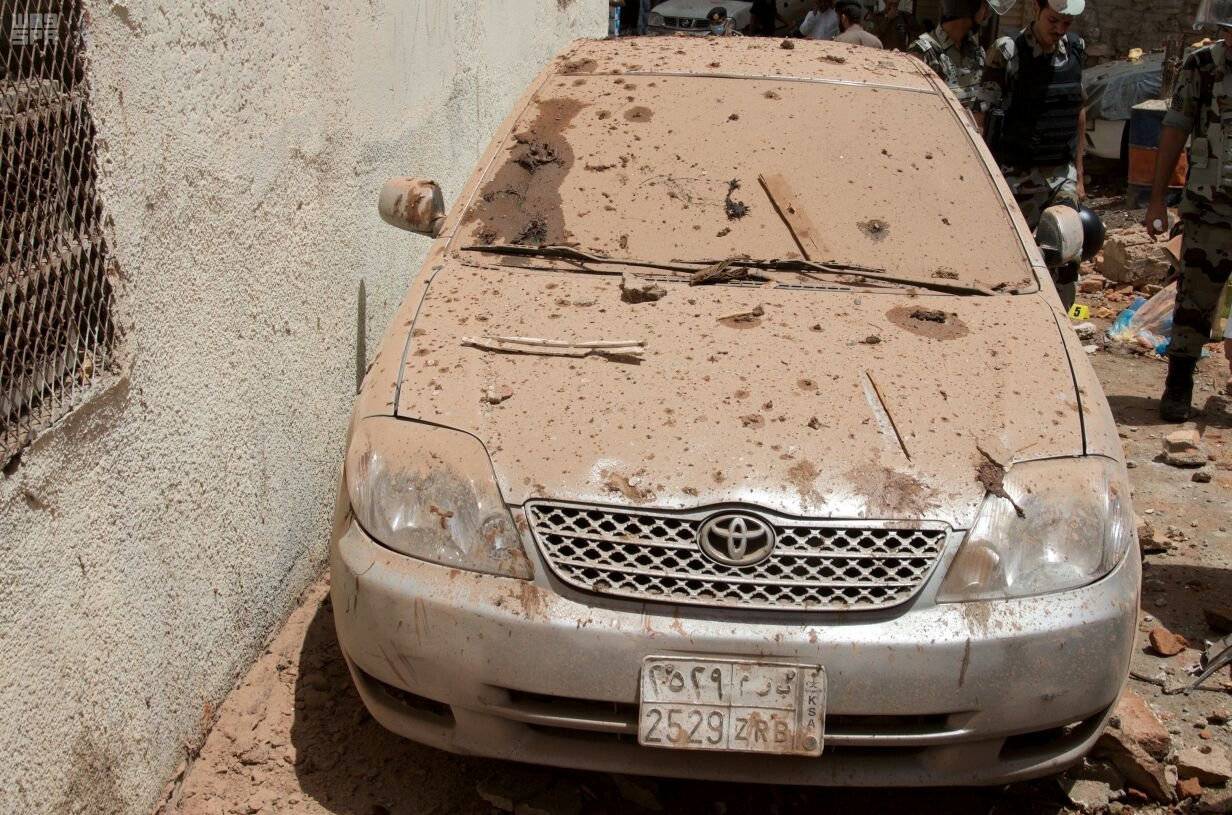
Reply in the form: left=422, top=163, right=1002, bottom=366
left=1080, top=273, right=1109, bottom=293
left=1163, top=429, right=1209, bottom=469
left=1112, top=689, right=1173, bottom=760
left=861, top=335, right=882, bottom=345
left=1074, top=321, right=1100, bottom=342
left=1099, top=223, right=1175, bottom=287
left=1149, top=625, right=1189, bottom=656
left=1178, top=775, right=1205, bottom=799
left=611, top=774, right=664, bottom=812
left=724, top=178, right=749, bottom=219
left=1096, top=712, right=1175, bottom=803
left=620, top=273, right=667, bottom=304
left=1177, top=745, right=1232, bottom=785
left=1108, top=282, right=1178, bottom=355
left=1204, top=605, right=1232, bottom=635
left=1059, top=777, right=1113, bottom=812
left=779, top=38, right=795, bottom=49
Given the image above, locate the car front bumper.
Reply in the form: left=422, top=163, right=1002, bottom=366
left=330, top=518, right=1139, bottom=786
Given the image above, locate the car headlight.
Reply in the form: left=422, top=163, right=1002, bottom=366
left=648, top=12, right=664, bottom=26
left=345, top=417, right=532, bottom=579
left=937, top=457, right=1134, bottom=602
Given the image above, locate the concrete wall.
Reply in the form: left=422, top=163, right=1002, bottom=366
left=0, top=1, right=602, bottom=812
left=1078, top=0, right=1204, bottom=57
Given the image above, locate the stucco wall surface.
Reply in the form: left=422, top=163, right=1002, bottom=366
left=0, top=1, right=602, bottom=812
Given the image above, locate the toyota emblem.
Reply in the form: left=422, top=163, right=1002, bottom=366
left=698, top=512, right=776, bottom=567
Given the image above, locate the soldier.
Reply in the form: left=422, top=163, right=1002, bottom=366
left=873, top=0, right=912, bottom=51
left=908, top=0, right=1006, bottom=111
left=1144, top=0, right=1232, bottom=421
left=983, top=0, right=1087, bottom=309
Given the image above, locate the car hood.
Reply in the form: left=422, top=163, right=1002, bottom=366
left=395, top=263, right=1084, bottom=530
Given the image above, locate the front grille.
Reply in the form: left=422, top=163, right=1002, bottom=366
left=526, top=502, right=948, bottom=612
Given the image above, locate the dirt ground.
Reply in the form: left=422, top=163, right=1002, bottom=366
left=161, top=337, right=1232, bottom=815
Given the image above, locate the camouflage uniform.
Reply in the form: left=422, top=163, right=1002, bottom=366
left=1163, top=40, right=1232, bottom=360
left=983, top=27, right=1086, bottom=308
left=908, top=26, right=987, bottom=110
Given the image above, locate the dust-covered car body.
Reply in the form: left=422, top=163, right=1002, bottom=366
left=332, top=36, right=1139, bottom=786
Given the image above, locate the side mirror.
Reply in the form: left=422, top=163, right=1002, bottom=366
left=378, top=177, right=447, bottom=237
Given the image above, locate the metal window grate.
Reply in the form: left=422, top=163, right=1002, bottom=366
left=526, top=501, right=949, bottom=612
left=2, top=0, right=115, bottom=464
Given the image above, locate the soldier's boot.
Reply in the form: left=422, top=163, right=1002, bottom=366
left=1159, top=356, right=1199, bottom=423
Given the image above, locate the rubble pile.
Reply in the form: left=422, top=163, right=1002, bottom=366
left=1098, top=223, right=1175, bottom=289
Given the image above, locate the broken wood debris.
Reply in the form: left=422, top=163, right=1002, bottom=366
left=716, top=304, right=765, bottom=323
left=620, top=273, right=667, bottom=304
left=689, top=258, right=759, bottom=286
left=865, top=372, right=911, bottom=461
left=758, top=173, right=825, bottom=261
left=463, top=335, right=645, bottom=361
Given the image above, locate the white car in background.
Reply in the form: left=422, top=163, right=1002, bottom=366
left=647, top=0, right=811, bottom=35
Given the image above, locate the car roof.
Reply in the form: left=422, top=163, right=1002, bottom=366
left=553, top=35, right=939, bottom=95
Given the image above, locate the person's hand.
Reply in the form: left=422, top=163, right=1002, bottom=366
left=1144, top=200, right=1169, bottom=239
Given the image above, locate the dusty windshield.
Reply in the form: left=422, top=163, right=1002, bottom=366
left=457, top=73, right=1033, bottom=290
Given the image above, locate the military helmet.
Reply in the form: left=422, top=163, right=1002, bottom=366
left=1044, top=0, right=1085, bottom=15
left=941, top=0, right=1018, bottom=20
left=941, top=0, right=984, bottom=20
left=1077, top=205, right=1106, bottom=262
left=1195, top=0, right=1232, bottom=28
left=1035, top=205, right=1085, bottom=269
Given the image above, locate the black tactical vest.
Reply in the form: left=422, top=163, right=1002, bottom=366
left=994, top=32, right=1085, bottom=169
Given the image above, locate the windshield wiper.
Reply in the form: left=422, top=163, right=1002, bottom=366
left=463, top=245, right=995, bottom=296
left=705, top=257, right=996, bottom=297
left=461, top=244, right=702, bottom=275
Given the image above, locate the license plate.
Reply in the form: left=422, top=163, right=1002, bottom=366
left=638, top=656, right=825, bottom=756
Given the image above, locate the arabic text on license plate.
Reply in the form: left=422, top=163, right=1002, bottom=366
left=638, top=657, right=825, bottom=755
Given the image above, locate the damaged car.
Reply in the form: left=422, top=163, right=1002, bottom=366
left=332, top=36, right=1139, bottom=786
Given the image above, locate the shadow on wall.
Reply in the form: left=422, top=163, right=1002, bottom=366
left=288, top=594, right=1077, bottom=815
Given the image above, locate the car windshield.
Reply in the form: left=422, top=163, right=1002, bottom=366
left=455, top=72, right=1034, bottom=291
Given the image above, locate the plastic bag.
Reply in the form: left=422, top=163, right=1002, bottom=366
left=1108, top=283, right=1175, bottom=355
